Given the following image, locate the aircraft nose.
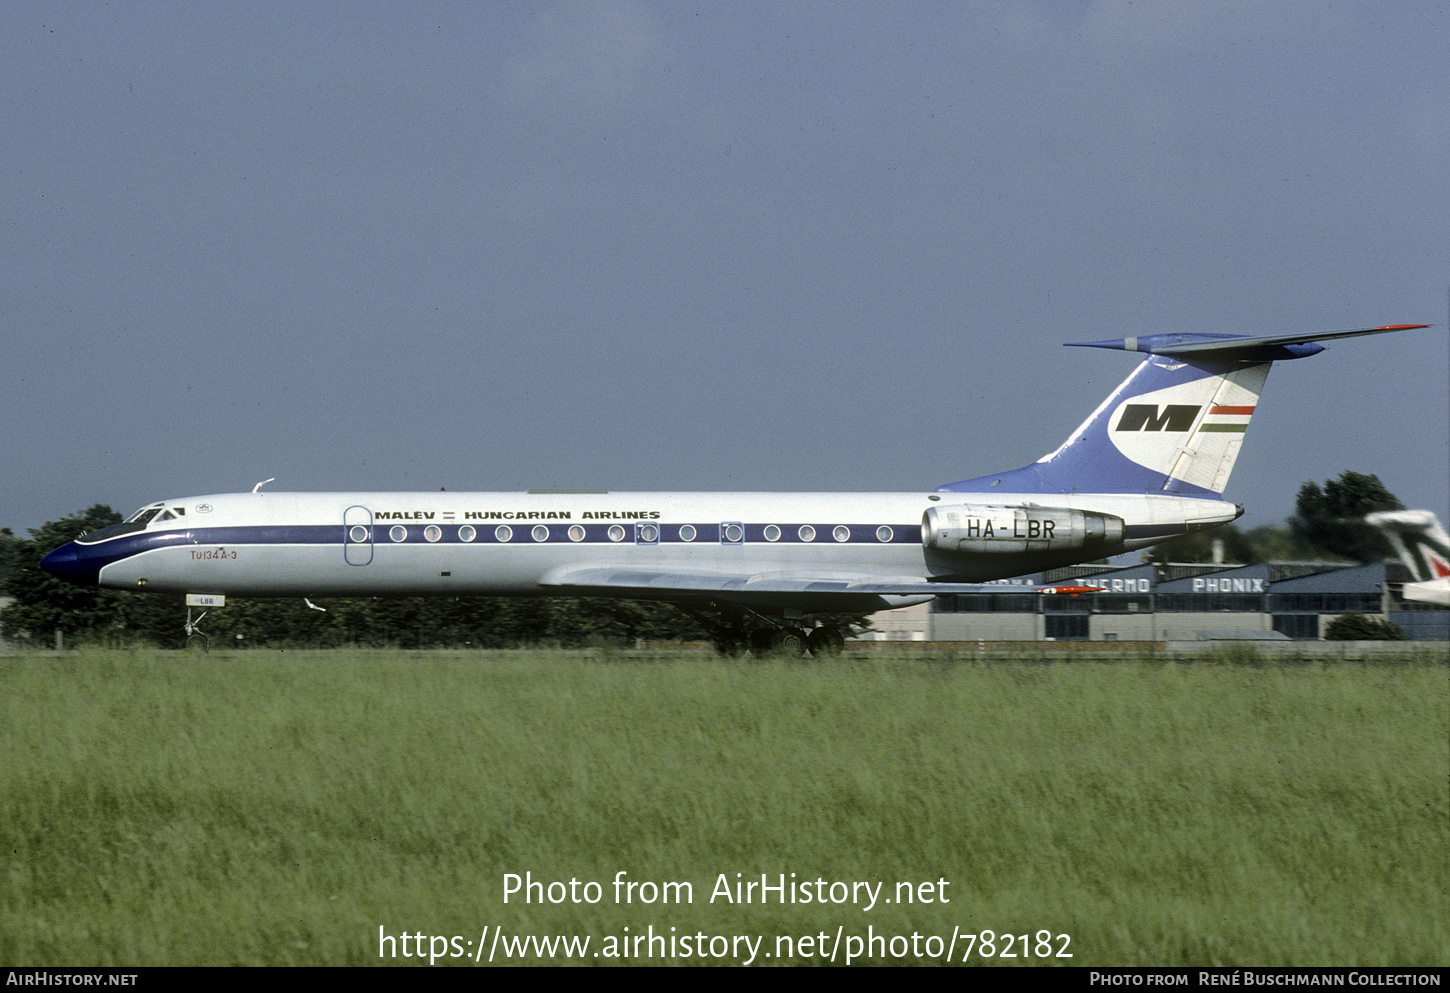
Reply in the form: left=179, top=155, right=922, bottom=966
left=40, top=542, right=96, bottom=587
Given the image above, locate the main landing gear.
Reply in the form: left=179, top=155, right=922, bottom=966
left=678, top=604, right=848, bottom=658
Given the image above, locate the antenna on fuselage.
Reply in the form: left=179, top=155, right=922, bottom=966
left=252, top=478, right=276, bottom=493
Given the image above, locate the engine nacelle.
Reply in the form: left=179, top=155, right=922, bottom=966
left=922, top=504, right=1125, bottom=555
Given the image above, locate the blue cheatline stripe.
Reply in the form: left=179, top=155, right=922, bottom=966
left=83, top=522, right=927, bottom=553
left=352, top=522, right=924, bottom=545
left=64, top=520, right=1187, bottom=572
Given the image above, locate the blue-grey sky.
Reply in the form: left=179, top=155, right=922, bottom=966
left=4, top=2, right=1447, bottom=537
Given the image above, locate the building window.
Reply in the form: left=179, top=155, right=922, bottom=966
left=1156, top=593, right=1263, bottom=613
left=932, top=593, right=1038, bottom=613
left=1094, top=594, right=1151, bottom=615
left=1268, top=593, right=1383, bottom=614
left=1044, top=614, right=1089, bottom=640
left=1272, top=614, right=1320, bottom=640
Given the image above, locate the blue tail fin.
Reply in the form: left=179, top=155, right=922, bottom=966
left=937, top=325, right=1428, bottom=497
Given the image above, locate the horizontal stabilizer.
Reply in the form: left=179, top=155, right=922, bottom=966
left=1401, top=579, right=1450, bottom=607
left=1067, top=324, right=1429, bottom=361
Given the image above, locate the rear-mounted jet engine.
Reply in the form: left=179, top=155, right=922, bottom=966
left=922, top=504, right=1125, bottom=555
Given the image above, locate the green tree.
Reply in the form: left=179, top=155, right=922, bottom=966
left=1142, top=523, right=1259, bottom=564
left=0, top=505, right=131, bottom=646
left=1324, top=612, right=1406, bottom=641
left=0, top=527, right=23, bottom=585
left=1289, top=471, right=1404, bottom=562
left=1240, top=524, right=1317, bottom=562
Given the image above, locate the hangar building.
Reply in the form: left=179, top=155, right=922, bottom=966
left=865, top=560, right=1449, bottom=643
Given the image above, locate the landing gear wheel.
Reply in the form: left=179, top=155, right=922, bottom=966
left=807, top=627, right=846, bottom=657
left=770, top=628, right=809, bottom=657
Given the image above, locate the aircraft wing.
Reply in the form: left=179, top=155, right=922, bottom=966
left=538, top=566, right=1101, bottom=597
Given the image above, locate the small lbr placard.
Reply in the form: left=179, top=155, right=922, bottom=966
left=186, top=594, right=226, bottom=607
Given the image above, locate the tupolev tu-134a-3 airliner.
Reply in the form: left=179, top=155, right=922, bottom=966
left=41, top=323, right=1430, bottom=654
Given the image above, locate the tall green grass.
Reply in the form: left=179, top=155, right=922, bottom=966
left=2, top=650, right=1445, bottom=965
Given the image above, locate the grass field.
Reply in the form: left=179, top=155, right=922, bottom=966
left=1, top=648, right=1445, bottom=966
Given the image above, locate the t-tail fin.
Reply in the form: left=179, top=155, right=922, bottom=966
left=938, top=324, right=1429, bottom=497
left=1365, top=510, right=1450, bottom=582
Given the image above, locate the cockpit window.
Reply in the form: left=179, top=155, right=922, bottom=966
left=122, top=505, right=183, bottom=526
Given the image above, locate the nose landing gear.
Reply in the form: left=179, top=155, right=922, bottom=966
left=184, top=607, right=209, bottom=652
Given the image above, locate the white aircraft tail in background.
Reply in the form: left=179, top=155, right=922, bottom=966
left=1366, top=510, right=1450, bottom=607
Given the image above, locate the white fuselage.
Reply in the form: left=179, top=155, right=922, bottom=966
left=85, top=489, right=1238, bottom=601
